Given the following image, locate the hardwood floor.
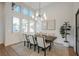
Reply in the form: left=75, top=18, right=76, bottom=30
left=0, top=42, right=76, bottom=56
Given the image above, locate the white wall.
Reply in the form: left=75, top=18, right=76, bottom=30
left=41, top=3, right=75, bottom=47
left=0, top=3, right=5, bottom=44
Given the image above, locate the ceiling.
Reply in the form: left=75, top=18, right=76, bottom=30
left=23, top=2, right=52, bottom=10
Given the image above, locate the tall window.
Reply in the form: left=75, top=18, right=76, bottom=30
left=13, top=17, right=20, bottom=32
left=21, top=19, right=28, bottom=32
left=29, top=20, right=35, bottom=33
left=12, top=3, right=35, bottom=33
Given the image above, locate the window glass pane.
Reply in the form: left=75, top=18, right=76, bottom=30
left=13, top=17, right=20, bottom=32
left=14, top=5, right=20, bottom=13
left=22, top=8, right=28, bottom=16
left=22, top=19, right=28, bottom=32
left=29, top=20, right=34, bottom=33
left=29, top=10, right=32, bottom=16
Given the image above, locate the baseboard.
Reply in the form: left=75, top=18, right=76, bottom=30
left=54, top=42, right=64, bottom=46
left=54, top=41, right=74, bottom=48
left=0, top=42, right=3, bottom=45
left=6, top=41, right=24, bottom=47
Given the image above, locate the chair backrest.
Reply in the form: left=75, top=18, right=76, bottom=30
left=36, top=36, right=45, bottom=48
left=24, top=34, right=29, bottom=41
left=28, top=35, right=35, bottom=44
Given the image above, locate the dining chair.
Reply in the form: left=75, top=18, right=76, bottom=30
left=24, top=34, right=30, bottom=47
left=36, top=36, right=51, bottom=56
left=28, top=35, right=37, bottom=51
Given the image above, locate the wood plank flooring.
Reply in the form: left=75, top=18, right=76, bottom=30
left=0, top=42, right=76, bottom=56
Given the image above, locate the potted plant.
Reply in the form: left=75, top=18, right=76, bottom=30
left=60, top=22, right=71, bottom=43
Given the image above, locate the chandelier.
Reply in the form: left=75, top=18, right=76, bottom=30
left=32, top=2, right=47, bottom=21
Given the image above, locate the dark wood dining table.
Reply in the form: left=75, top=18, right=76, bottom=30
left=35, top=33, right=57, bottom=43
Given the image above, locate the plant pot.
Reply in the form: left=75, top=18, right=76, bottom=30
left=63, top=42, right=69, bottom=47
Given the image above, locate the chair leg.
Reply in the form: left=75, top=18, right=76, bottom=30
left=49, top=46, right=51, bottom=51
left=38, top=46, right=39, bottom=53
left=34, top=45, right=36, bottom=51
left=27, top=42, right=29, bottom=47
left=30, top=43, right=32, bottom=49
left=24, top=41, right=26, bottom=46
left=44, top=49, right=46, bottom=56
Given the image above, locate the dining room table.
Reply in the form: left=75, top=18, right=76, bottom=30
left=35, top=33, right=57, bottom=44
left=44, top=35, right=57, bottom=43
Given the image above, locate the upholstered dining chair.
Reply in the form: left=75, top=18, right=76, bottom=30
left=28, top=35, right=37, bottom=51
left=36, top=36, right=51, bottom=56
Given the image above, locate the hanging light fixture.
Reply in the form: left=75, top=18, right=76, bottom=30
left=35, top=2, right=47, bottom=21
left=12, top=2, right=15, bottom=10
